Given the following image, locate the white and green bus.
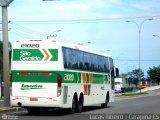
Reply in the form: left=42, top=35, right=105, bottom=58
left=11, top=39, right=119, bottom=114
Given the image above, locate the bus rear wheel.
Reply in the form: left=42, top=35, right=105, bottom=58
left=77, top=94, right=83, bottom=113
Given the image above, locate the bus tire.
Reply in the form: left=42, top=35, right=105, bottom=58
left=101, top=94, right=109, bottom=108
left=70, top=95, right=77, bottom=114
left=77, top=94, right=83, bottom=113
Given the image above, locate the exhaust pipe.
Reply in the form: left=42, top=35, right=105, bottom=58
left=17, top=102, right=22, bottom=106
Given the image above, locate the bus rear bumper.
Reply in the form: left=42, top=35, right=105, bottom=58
left=11, top=96, right=62, bottom=108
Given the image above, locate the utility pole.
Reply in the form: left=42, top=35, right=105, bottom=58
left=0, top=0, right=13, bottom=106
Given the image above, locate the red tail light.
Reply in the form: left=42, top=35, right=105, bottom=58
left=57, top=74, right=62, bottom=88
left=10, top=74, right=12, bottom=87
left=41, top=72, right=50, bottom=76
left=19, top=72, right=29, bottom=76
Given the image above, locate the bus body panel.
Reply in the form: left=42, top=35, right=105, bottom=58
left=11, top=39, right=115, bottom=109
left=12, top=83, right=57, bottom=98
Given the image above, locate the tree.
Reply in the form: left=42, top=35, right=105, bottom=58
left=147, top=65, right=160, bottom=85
left=128, top=69, right=144, bottom=88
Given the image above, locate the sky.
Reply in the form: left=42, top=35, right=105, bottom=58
left=1, top=0, right=160, bottom=76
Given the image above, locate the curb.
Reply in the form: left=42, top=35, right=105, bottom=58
left=0, top=107, right=23, bottom=113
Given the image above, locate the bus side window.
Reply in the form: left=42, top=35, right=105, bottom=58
left=83, top=52, right=91, bottom=71
left=62, top=47, right=67, bottom=68
left=105, top=57, right=110, bottom=73
left=62, top=47, right=72, bottom=69
left=78, top=51, right=84, bottom=70
left=64, top=61, right=67, bottom=68
left=91, top=54, right=98, bottom=71
left=71, top=49, right=78, bottom=69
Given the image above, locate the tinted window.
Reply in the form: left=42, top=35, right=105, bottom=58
left=70, top=49, right=78, bottom=69
left=91, top=54, right=98, bottom=71
left=83, top=52, right=91, bottom=70
left=104, top=57, right=110, bottom=73
left=62, top=47, right=70, bottom=68
left=78, top=51, right=84, bottom=70
left=62, top=47, right=111, bottom=73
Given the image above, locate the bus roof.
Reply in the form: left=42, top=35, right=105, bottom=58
left=14, top=39, right=111, bottom=58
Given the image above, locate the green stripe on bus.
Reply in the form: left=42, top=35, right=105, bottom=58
left=48, top=49, right=58, bottom=61
left=11, top=71, right=110, bottom=84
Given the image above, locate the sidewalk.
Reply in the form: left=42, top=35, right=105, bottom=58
left=115, top=85, right=160, bottom=101
left=0, top=100, right=21, bottom=113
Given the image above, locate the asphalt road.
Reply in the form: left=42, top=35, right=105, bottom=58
left=0, top=94, right=160, bottom=120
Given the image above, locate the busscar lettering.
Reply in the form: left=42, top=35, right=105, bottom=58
left=21, top=84, right=43, bottom=90
left=21, top=44, right=40, bottom=48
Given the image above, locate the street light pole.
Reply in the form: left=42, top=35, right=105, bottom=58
left=78, top=42, right=91, bottom=45
left=0, top=0, right=13, bottom=106
left=126, top=18, right=153, bottom=92
left=46, top=30, right=61, bottom=39
left=153, top=34, right=160, bottom=39
left=126, top=18, right=153, bottom=70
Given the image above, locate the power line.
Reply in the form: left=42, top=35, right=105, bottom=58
left=8, top=15, right=160, bottom=24
left=10, top=26, right=36, bottom=38
left=10, top=22, right=48, bottom=36
left=113, top=59, right=160, bottom=62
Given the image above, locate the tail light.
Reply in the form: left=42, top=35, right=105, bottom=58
left=19, top=72, right=29, bottom=76
left=41, top=72, right=50, bottom=76
left=57, top=74, right=62, bottom=88
left=10, top=74, right=12, bottom=87
left=57, top=74, right=62, bottom=96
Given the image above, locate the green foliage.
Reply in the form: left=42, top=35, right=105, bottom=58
left=147, top=65, right=160, bottom=85
left=124, top=87, right=133, bottom=92
left=128, top=69, right=144, bottom=80
left=121, top=92, right=148, bottom=97
left=127, top=69, right=144, bottom=87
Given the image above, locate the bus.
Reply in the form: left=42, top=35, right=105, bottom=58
left=10, top=39, right=119, bottom=114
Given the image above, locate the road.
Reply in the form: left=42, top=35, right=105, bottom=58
left=1, top=95, right=160, bottom=120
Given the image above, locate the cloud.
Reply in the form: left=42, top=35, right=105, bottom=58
left=51, top=3, right=90, bottom=12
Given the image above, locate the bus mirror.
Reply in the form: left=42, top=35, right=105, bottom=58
left=115, top=68, right=119, bottom=77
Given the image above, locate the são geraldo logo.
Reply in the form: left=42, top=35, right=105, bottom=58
left=20, top=50, right=41, bottom=61
left=19, top=49, right=52, bottom=61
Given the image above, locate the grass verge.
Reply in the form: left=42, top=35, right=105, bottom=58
left=121, top=92, right=148, bottom=97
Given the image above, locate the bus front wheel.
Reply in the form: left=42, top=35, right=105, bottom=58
left=69, top=95, right=77, bottom=114
left=101, top=94, right=109, bottom=108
